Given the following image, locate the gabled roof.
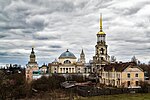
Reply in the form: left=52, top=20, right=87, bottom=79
left=104, top=62, right=138, bottom=72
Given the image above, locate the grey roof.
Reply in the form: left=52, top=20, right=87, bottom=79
left=59, top=49, right=76, bottom=59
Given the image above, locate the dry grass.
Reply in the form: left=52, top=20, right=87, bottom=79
left=77, top=93, right=150, bottom=100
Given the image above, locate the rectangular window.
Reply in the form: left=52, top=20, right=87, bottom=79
left=84, top=68, right=87, bottom=73
left=127, top=73, right=130, bottom=78
left=136, top=81, right=138, bottom=86
left=72, top=68, right=74, bottom=73
left=66, top=68, right=68, bottom=73
left=117, top=74, right=120, bottom=78
left=93, top=68, right=95, bottom=72
left=127, top=81, right=130, bottom=87
left=69, top=68, right=71, bottom=73
left=135, top=73, right=138, bottom=77
left=60, top=68, right=62, bottom=73
left=117, top=80, right=120, bottom=85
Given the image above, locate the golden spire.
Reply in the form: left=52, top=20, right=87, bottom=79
left=97, top=13, right=105, bottom=35
left=100, top=13, right=102, bottom=32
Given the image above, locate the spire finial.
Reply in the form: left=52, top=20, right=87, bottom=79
left=81, top=49, right=84, bottom=55
left=32, top=45, right=35, bottom=51
left=32, top=47, right=34, bottom=52
left=67, top=49, right=69, bottom=52
left=100, top=13, right=103, bottom=32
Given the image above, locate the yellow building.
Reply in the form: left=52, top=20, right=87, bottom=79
left=49, top=49, right=88, bottom=75
left=100, top=62, right=144, bottom=88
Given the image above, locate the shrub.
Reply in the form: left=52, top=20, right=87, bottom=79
left=31, top=75, right=65, bottom=92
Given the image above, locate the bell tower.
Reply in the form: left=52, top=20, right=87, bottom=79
left=93, top=14, right=110, bottom=68
left=29, top=48, right=36, bottom=63
left=30, top=48, right=36, bottom=63
left=26, top=47, right=38, bottom=82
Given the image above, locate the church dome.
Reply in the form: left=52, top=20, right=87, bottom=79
left=97, top=31, right=105, bottom=35
left=59, top=49, right=76, bottom=59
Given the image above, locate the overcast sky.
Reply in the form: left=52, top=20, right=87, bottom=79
left=0, top=0, right=150, bottom=66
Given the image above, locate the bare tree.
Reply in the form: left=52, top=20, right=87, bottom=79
left=131, top=56, right=137, bottom=64
left=137, top=60, right=141, bottom=65
left=111, top=56, right=116, bottom=63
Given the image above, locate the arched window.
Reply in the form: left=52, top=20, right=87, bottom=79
left=100, top=48, right=104, bottom=54
left=64, top=60, right=71, bottom=64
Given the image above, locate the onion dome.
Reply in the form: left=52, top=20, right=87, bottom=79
left=30, top=48, right=35, bottom=58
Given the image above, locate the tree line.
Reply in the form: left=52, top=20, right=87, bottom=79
left=0, top=71, right=66, bottom=99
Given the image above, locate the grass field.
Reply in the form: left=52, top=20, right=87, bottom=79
left=78, top=93, right=150, bottom=100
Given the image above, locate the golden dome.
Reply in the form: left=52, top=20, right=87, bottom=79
left=97, top=31, right=105, bottom=35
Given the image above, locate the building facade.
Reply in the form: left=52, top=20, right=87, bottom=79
left=49, top=49, right=89, bottom=76
left=91, top=14, right=144, bottom=88
left=101, top=62, right=144, bottom=88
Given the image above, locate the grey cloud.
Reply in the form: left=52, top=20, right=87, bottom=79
left=25, top=15, right=48, bottom=30
left=0, top=52, right=8, bottom=56
left=32, top=31, right=62, bottom=41
left=0, top=0, right=150, bottom=66
left=145, top=31, right=150, bottom=37
left=50, top=45, right=61, bottom=48
left=0, top=34, right=7, bottom=38
left=33, top=35, right=60, bottom=40
left=125, top=39, right=150, bottom=44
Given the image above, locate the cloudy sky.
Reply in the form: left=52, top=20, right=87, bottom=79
left=0, top=0, right=150, bottom=66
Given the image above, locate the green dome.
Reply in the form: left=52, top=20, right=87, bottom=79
left=59, top=49, right=76, bottom=59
